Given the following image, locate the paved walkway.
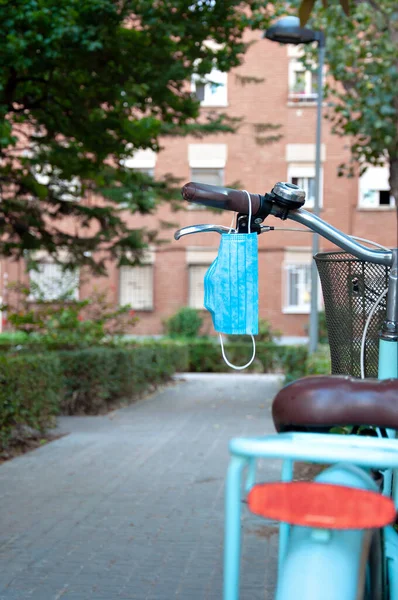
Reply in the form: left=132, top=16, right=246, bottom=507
left=0, top=373, right=284, bottom=600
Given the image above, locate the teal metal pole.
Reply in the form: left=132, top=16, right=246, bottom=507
left=278, top=459, right=294, bottom=576
left=224, top=456, right=247, bottom=600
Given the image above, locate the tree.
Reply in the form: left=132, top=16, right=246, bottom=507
left=259, top=0, right=398, bottom=219
left=0, top=0, right=261, bottom=274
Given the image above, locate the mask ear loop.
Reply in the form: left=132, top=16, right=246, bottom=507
left=244, top=189, right=252, bottom=234
left=218, top=189, right=256, bottom=371
left=227, top=188, right=252, bottom=234
left=219, top=333, right=256, bottom=370
left=227, top=213, right=235, bottom=234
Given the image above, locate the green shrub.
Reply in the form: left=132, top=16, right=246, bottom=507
left=164, top=307, right=203, bottom=339
left=180, top=338, right=330, bottom=381
left=142, top=340, right=189, bottom=375
left=0, top=332, right=29, bottom=343
left=304, top=311, right=329, bottom=345
left=276, top=345, right=309, bottom=384
left=0, top=331, right=30, bottom=353
left=279, top=344, right=331, bottom=384
left=59, top=348, right=128, bottom=414
left=306, top=345, right=332, bottom=376
left=186, top=339, right=224, bottom=372
left=59, top=341, right=189, bottom=415
left=0, top=353, right=62, bottom=451
left=318, top=312, right=329, bottom=345
left=2, top=286, right=137, bottom=350
left=185, top=338, right=277, bottom=373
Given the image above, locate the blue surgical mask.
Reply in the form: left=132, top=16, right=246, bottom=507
left=204, top=232, right=259, bottom=336
left=203, top=189, right=259, bottom=370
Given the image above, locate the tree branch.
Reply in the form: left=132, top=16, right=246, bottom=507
left=10, top=94, right=48, bottom=112
left=16, top=76, right=50, bottom=85
left=4, top=67, right=18, bottom=107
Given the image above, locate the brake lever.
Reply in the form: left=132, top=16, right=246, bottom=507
left=174, top=224, right=235, bottom=240
left=174, top=224, right=274, bottom=240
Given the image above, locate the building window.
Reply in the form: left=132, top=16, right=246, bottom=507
left=121, top=148, right=157, bottom=171
left=131, top=168, right=154, bottom=178
left=291, top=176, right=315, bottom=204
left=285, top=263, right=311, bottom=313
left=29, top=263, right=79, bottom=301
left=119, top=265, right=154, bottom=310
left=186, top=248, right=218, bottom=309
left=33, top=165, right=81, bottom=202
left=288, top=60, right=317, bottom=103
left=188, top=143, right=227, bottom=210
left=192, top=69, right=228, bottom=107
left=287, top=164, right=323, bottom=209
left=188, top=169, right=224, bottom=209
left=359, top=165, right=395, bottom=209
left=283, top=249, right=323, bottom=314
left=188, top=265, right=209, bottom=309
left=190, top=167, right=224, bottom=187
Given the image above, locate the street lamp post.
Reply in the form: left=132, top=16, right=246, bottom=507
left=264, top=16, right=325, bottom=354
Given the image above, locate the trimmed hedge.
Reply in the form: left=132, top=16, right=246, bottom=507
left=0, top=353, right=62, bottom=450
left=277, top=345, right=310, bottom=384
left=181, top=338, right=323, bottom=379
left=59, top=342, right=189, bottom=415
left=0, top=341, right=188, bottom=451
left=306, top=345, right=332, bottom=376
left=181, top=338, right=332, bottom=384
left=186, top=339, right=278, bottom=373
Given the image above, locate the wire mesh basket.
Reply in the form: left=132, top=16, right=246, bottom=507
left=315, top=252, right=390, bottom=378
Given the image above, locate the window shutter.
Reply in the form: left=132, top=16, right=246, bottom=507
left=119, top=266, right=154, bottom=310
left=190, top=168, right=224, bottom=186
left=29, top=263, right=79, bottom=301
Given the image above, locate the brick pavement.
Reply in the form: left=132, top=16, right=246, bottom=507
left=0, top=374, right=284, bottom=600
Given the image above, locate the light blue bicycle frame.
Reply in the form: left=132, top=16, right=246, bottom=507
left=223, top=209, right=398, bottom=600
left=379, top=338, right=398, bottom=381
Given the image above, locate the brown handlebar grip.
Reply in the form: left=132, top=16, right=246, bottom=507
left=181, top=182, right=260, bottom=214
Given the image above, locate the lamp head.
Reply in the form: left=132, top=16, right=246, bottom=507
left=264, top=16, right=321, bottom=45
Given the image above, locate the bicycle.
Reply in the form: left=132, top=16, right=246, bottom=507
left=174, top=181, right=398, bottom=600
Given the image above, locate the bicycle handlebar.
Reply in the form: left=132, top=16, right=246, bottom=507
left=182, top=182, right=261, bottom=214
left=180, top=181, right=393, bottom=267
left=290, top=209, right=392, bottom=266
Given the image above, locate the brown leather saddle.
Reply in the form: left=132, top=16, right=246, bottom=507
left=272, top=376, right=398, bottom=433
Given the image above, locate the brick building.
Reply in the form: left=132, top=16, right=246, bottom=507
left=2, top=32, right=396, bottom=340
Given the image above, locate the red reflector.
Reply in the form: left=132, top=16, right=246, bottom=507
left=247, top=482, right=396, bottom=530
